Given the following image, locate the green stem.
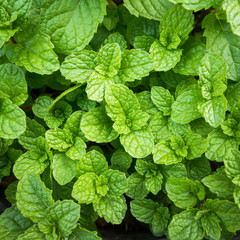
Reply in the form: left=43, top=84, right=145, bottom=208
left=107, top=0, right=117, bottom=8
left=46, top=84, right=82, bottom=112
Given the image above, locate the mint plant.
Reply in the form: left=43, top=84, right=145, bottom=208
left=1, top=0, right=240, bottom=240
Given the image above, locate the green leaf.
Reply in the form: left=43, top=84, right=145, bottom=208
left=133, top=35, right=156, bottom=52
left=110, top=149, right=132, bottom=172
left=0, top=63, right=28, bottom=106
left=166, top=177, right=205, bottom=209
left=46, top=200, right=80, bottom=237
left=97, top=43, right=121, bottom=71
left=150, top=40, right=182, bottom=71
left=150, top=205, right=170, bottom=235
left=202, top=13, right=240, bottom=81
left=224, top=148, right=240, bottom=178
left=66, top=137, right=87, bottom=160
left=173, top=37, right=206, bottom=76
left=234, top=185, right=240, bottom=209
left=69, top=226, right=101, bottom=240
left=145, top=171, right=163, bottom=195
left=103, top=170, right=128, bottom=197
left=127, top=110, right=149, bottom=131
left=202, top=171, right=234, bottom=199
left=0, top=98, right=26, bottom=139
left=16, top=173, right=54, bottom=223
left=80, top=106, right=118, bottom=143
left=105, top=84, right=140, bottom=120
left=198, top=53, right=227, bottom=100
left=32, top=96, right=54, bottom=119
left=60, top=50, right=97, bottom=83
left=153, top=140, right=182, bottom=165
left=120, top=126, right=154, bottom=158
left=159, top=4, right=194, bottom=46
left=46, top=129, right=73, bottom=151
left=184, top=132, right=208, bottom=160
left=13, top=151, right=48, bottom=180
left=64, top=110, right=86, bottom=140
left=6, top=31, right=60, bottom=75
left=17, top=224, right=47, bottom=240
left=161, top=163, right=187, bottom=179
left=168, top=0, right=216, bottom=11
left=136, top=91, right=159, bottom=120
left=104, top=32, right=127, bottom=51
left=93, top=196, right=127, bottom=224
left=41, top=0, right=108, bottom=54
left=126, top=172, right=149, bottom=199
left=206, top=128, right=238, bottom=162
left=200, top=212, right=221, bottom=240
left=4, top=181, right=18, bottom=204
left=168, top=210, right=204, bottom=240
left=151, top=86, right=174, bottom=115
left=86, top=71, right=116, bottom=102
left=123, top=0, right=173, bottom=21
left=76, top=150, right=108, bottom=177
left=0, top=204, right=33, bottom=240
left=171, top=84, right=203, bottom=124
left=118, top=49, right=153, bottom=82
left=52, top=153, right=77, bottom=185
left=204, top=199, right=240, bottom=233
left=18, top=118, right=46, bottom=150
left=72, top=172, right=99, bottom=204
left=185, top=156, right=211, bottom=181
left=222, top=0, right=240, bottom=36
left=149, top=112, right=172, bottom=143
left=130, top=198, right=158, bottom=224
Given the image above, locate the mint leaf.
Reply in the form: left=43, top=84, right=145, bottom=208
left=169, top=0, right=216, bottom=11
left=16, top=173, right=54, bottom=223
left=32, top=96, right=54, bottom=119
left=171, top=84, right=203, bottom=124
left=69, top=227, right=101, bottom=240
left=133, top=35, right=156, bottom=52
left=123, top=0, right=173, bottom=21
left=0, top=63, right=27, bottom=106
left=41, top=0, right=108, bottom=54
left=6, top=31, right=60, bottom=75
left=202, top=13, right=240, bottom=81
left=120, top=126, right=154, bottom=158
left=0, top=98, right=26, bottom=139
left=202, top=171, right=234, bottom=199
left=0, top=205, right=33, bottom=240
left=130, top=199, right=158, bottom=224
left=126, top=172, right=149, bottom=199
left=72, top=172, right=99, bottom=204
left=105, top=84, right=140, bottom=120
left=204, top=199, right=240, bottom=233
left=103, top=170, right=128, bottom=197
left=80, top=106, right=118, bottom=143
left=224, top=148, right=240, bottom=178
left=46, top=200, right=80, bottom=237
left=18, top=118, right=46, bottom=150
left=222, top=0, right=240, bottom=36
left=110, top=149, right=132, bottom=172
left=166, top=177, right=205, bottom=209
left=52, top=153, right=77, bottom=185
left=173, top=37, right=206, bottom=76
left=60, top=51, right=97, bottom=83
left=118, top=49, right=153, bottom=82
left=168, top=210, right=204, bottom=240
left=93, top=196, right=127, bottom=224
left=160, top=4, right=194, bottom=46
left=104, top=32, right=127, bottom=51
left=150, top=40, right=182, bottom=71
left=200, top=212, right=221, bottom=240
left=76, top=150, right=108, bottom=177
left=151, top=86, right=174, bottom=115
left=206, top=128, right=238, bottom=162
left=13, top=151, right=48, bottom=180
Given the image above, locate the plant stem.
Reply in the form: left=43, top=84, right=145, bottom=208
left=46, top=84, right=82, bottom=112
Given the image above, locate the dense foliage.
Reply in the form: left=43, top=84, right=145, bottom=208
left=1, top=0, right=240, bottom=239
